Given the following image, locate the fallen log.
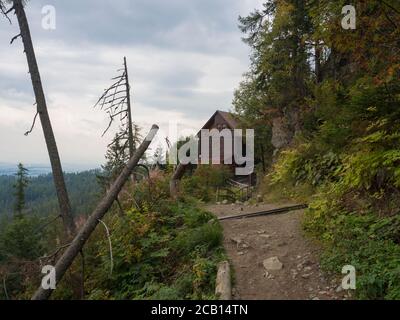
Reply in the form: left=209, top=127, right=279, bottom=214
left=32, top=125, right=159, bottom=300
left=218, top=204, right=308, bottom=221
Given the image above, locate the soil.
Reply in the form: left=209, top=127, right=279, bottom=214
left=207, top=203, right=351, bottom=300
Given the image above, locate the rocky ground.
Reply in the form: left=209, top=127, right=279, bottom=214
left=207, top=203, right=352, bottom=300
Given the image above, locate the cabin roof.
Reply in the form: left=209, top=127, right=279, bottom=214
left=201, top=110, right=239, bottom=130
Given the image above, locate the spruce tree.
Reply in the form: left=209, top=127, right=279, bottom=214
left=97, top=133, right=129, bottom=190
left=13, top=163, right=29, bottom=218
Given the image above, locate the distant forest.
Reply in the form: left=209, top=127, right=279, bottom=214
left=0, top=170, right=101, bottom=218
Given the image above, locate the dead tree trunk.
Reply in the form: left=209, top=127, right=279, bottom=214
left=31, top=125, right=159, bottom=300
left=12, top=0, right=76, bottom=236
left=124, top=57, right=134, bottom=158
left=94, top=57, right=137, bottom=169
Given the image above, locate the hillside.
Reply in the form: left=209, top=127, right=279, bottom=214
left=0, top=170, right=101, bottom=217
left=232, top=0, right=400, bottom=299
left=0, top=0, right=399, bottom=304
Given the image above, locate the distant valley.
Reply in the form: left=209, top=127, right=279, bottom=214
left=0, top=163, right=99, bottom=177
left=0, top=170, right=101, bottom=217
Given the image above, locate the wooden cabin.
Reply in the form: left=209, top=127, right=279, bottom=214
left=170, top=110, right=256, bottom=196
left=198, top=110, right=238, bottom=166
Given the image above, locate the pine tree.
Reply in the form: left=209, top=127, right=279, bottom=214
left=13, top=163, right=29, bottom=218
left=235, top=0, right=313, bottom=160
left=97, top=133, right=129, bottom=190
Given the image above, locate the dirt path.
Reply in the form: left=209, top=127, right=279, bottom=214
left=208, top=203, right=349, bottom=300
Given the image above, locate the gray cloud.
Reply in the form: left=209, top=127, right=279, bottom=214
left=0, top=0, right=262, bottom=166
left=25, top=0, right=247, bottom=51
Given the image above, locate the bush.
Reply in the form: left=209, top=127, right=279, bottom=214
left=0, top=215, right=45, bottom=261
left=84, top=197, right=225, bottom=300
left=270, top=144, right=341, bottom=188
left=181, top=165, right=233, bottom=201
left=304, top=195, right=400, bottom=300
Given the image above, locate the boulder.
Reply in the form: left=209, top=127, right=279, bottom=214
left=263, top=257, right=283, bottom=271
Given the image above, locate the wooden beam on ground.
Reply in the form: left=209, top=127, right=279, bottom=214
left=218, top=204, right=308, bottom=221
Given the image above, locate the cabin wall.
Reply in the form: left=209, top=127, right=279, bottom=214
left=198, top=113, right=235, bottom=169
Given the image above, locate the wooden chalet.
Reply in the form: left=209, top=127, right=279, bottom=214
left=170, top=110, right=256, bottom=196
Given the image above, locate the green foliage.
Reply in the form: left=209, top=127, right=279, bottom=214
left=339, top=127, right=400, bottom=191
left=0, top=214, right=47, bottom=300
left=0, top=215, right=45, bottom=261
left=0, top=170, right=101, bottom=218
left=233, top=82, right=274, bottom=171
left=234, top=0, right=313, bottom=168
left=0, top=170, right=101, bottom=299
left=37, top=171, right=226, bottom=301
left=304, top=198, right=400, bottom=300
left=84, top=200, right=224, bottom=300
left=132, top=170, right=171, bottom=209
left=181, top=165, right=233, bottom=202
left=237, top=0, right=400, bottom=300
left=97, top=134, right=129, bottom=190
left=270, top=144, right=341, bottom=188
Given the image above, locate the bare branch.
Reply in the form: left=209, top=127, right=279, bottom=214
left=101, top=90, right=126, bottom=102
left=39, top=243, right=72, bottom=262
left=0, top=3, right=13, bottom=24
left=98, top=219, right=114, bottom=277
left=109, top=109, right=128, bottom=118
left=111, top=72, right=125, bottom=80
left=10, top=33, right=21, bottom=44
left=2, top=277, right=9, bottom=300
left=94, top=75, right=126, bottom=107
left=94, top=58, right=136, bottom=161
left=33, top=215, right=62, bottom=234
left=102, top=115, right=114, bottom=137
left=120, top=113, right=128, bottom=121
left=24, top=110, right=39, bottom=136
left=104, top=98, right=127, bottom=113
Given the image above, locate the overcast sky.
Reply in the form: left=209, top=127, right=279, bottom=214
left=0, top=0, right=262, bottom=168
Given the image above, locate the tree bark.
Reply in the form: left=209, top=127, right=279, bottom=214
left=31, top=125, right=159, bottom=300
left=12, top=0, right=76, bottom=236
left=124, top=57, right=134, bottom=158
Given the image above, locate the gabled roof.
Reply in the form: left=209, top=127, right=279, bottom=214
left=218, top=110, right=239, bottom=129
left=201, top=110, right=239, bottom=130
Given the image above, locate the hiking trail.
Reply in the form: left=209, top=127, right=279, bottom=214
left=208, top=203, right=351, bottom=300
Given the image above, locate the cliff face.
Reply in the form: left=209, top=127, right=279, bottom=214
left=271, top=108, right=301, bottom=156
left=271, top=117, right=291, bottom=151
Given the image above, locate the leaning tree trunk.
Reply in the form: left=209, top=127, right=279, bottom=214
left=32, top=125, right=159, bottom=300
left=12, top=0, right=76, bottom=236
